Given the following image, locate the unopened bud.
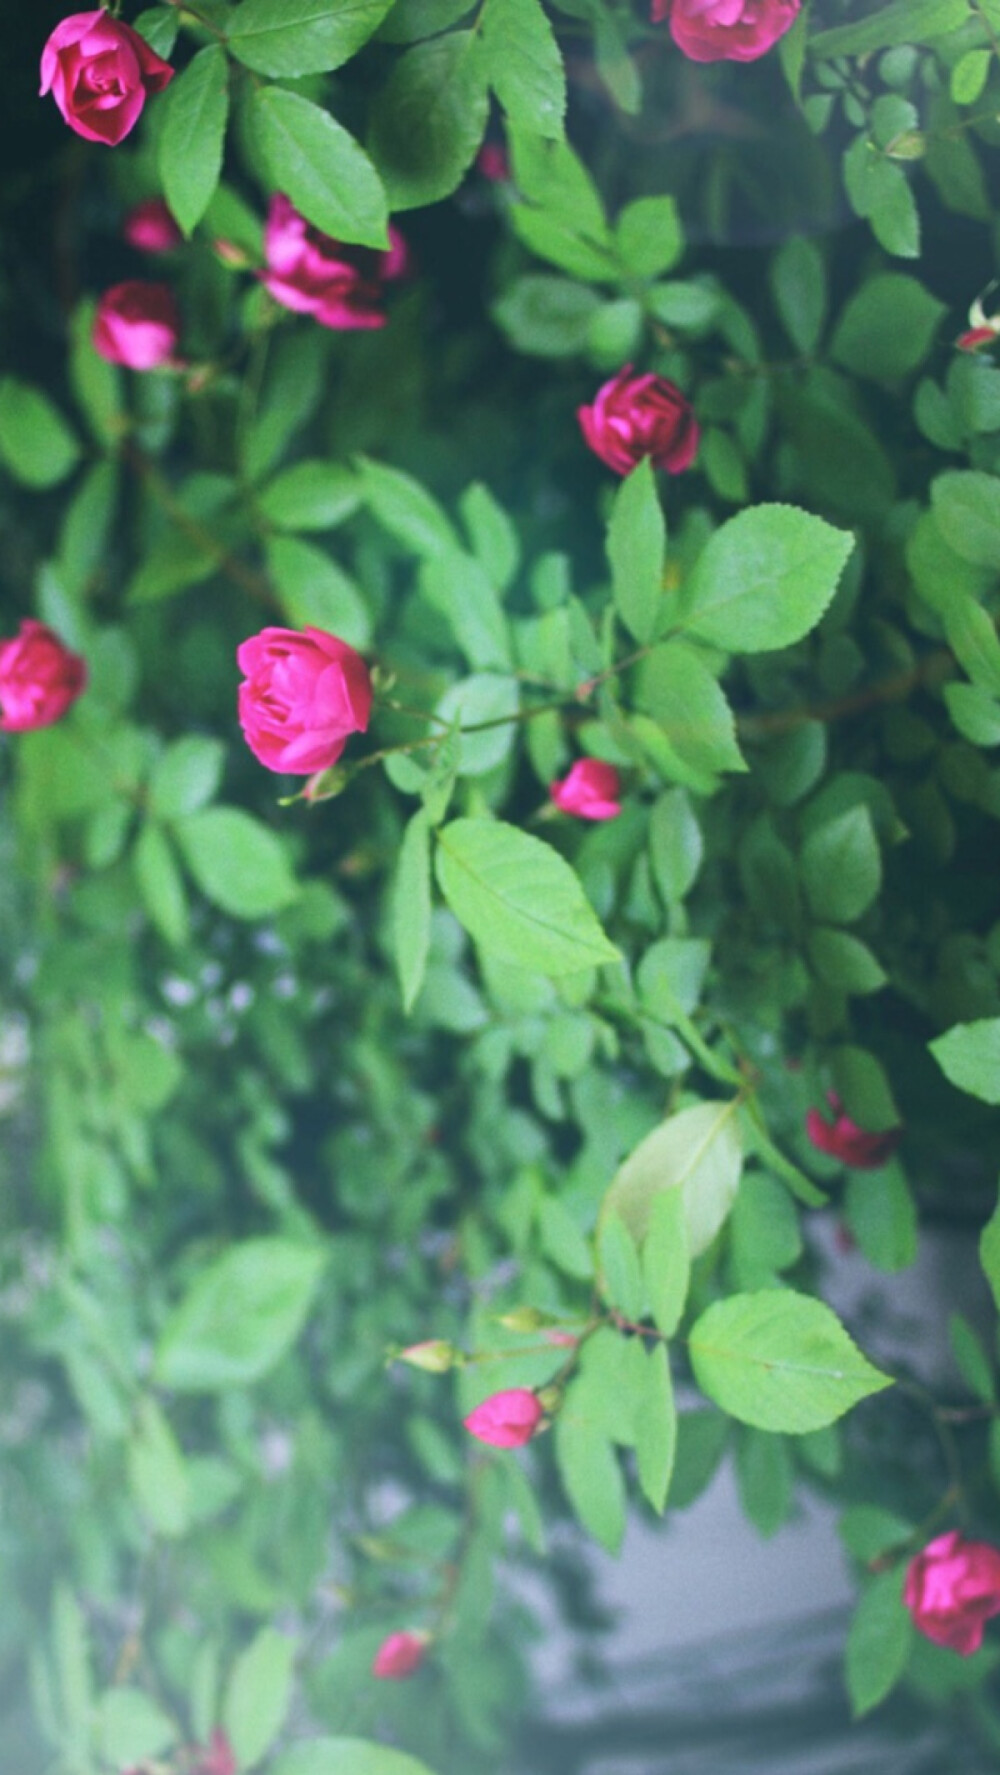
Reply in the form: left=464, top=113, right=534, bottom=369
left=885, top=129, right=925, bottom=161
left=396, top=1339, right=461, bottom=1374
left=496, top=1306, right=547, bottom=1332
left=213, top=237, right=253, bottom=269
left=535, top=1384, right=563, bottom=1416
left=304, top=765, right=349, bottom=803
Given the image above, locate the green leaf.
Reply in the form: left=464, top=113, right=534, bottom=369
left=460, top=482, right=520, bottom=591
left=554, top=1410, right=626, bottom=1552
left=930, top=1017, right=1000, bottom=1104
left=127, top=1397, right=191, bottom=1537
left=271, top=1740, right=436, bottom=1775
left=133, top=823, right=190, bottom=947
left=952, top=47, right=991, bottom=106
left=634, top=643, right=747, bottom=784
left=810, top=0, right=967, bottom=57
left=844, top=1168, right=917, bottom=1273
left=597, top=1213, right=644, bottom=1320
left=642, top=1188, right=690, bottom=1336
left=944, top=683, right=1000, bottom=748
left=689, top=1291, right=891, bottom=1432
left=648, top=789, right=702, bottom=904
left=981, top=1188, right=1000, bottom=1314
left=158, top=46, right=229, bottom=236
left=358, top=457, right=459, bottom=555
left=845, top=1570, right=913, bottom=1718
left=677, top=505, right=853, bottom=654
left=394, top=809, right=432, bottom=1013
left=839, top=1504, right=914, bottom=1564
left=832, top=1045, right=899, bottom=1132
left=634, top=1342, right=676, bottom=1514
left=367, top=34, right=490, bottom=210
left=149, top=737, right=225, bottom=820
left=252, top=86, right=388, bottom=249
left=801, top=805, right=881, bottom=925
left=480, top=0, right=565, bottom=139
left=435, top=818, right=620, bottom=974
left=258, top=461, right=361, bottom=532
left=831, top=274, right=946, bottom=382
left=98, top=1689, right=177, bottom=1766
left=949, top=1311, right=995, bottom=1403
left=735, top=1427, right=793, bottom=1538
left=266, top=535, right=371, bottom=651
left=0, top=378, right=81, bottom=488
left=229, top=0, right=395, bottom=75
left=615, top=195, right=683, bottom=279
left=770, top=236, right=826, bottom=354
left=174, top=808, right=298, bottom=920
left=492, top=275, right=602, bottom=358
left=808, top=927, right=886, bottom=995
left=931, top=471, right=1000, bottom=569
left=728, top=1173, right=802, bottom=1288
left=223, top=1629, right=296, bottom=1769
left=603, top=1099, right=743, bottom=1258
left=606, top=458, right=666, bottom=645
left=154, top=1238, right=326, bottom=1391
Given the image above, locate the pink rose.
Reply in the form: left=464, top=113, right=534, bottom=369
left=123, top=198, right=182, bottom=254
left=372, top=1630, right=429, bottom=1679
left=463, top=1389, right=544, bottom=1449
left=237, top=626, right=372, bottom=775
left=578, top=366, right=699, bottom=476
left=93, top=281, right=180, bottom=370
left=192, top=1730, right=237, bottom=1775
left=652, top=0, right=801, bottom=63
left=40, top=11, right=173, bottom=146
left=0, top=620, right=86, bottom=732
left=957, top=327, right=997, bottom=353
left=904, top=1532, right=1000, bottom=1655
left=805, top=1092, right=901, bottom=1171
left=551, top=759, right=623, bottom=821
left=261, top=195, right=409, bottom=331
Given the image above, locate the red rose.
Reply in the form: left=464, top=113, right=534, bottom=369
left=237, top=626, right=373, bottom=775
left=123, top=198, right=182, bottom=254
left=40, top=11, right=173, bottom=146
left=652, top=0, right=801, bottom=63
left=551, top=759, right=623, bottom=821
left=0, top=620, right=86, bottom=732
left=261, top=195, right=409, bottom=331
left=463, top=1389, right=544, bottom=1448
left=904, top=1532, right=1000, bottom=1655
left=93, top=281, right=180, bottom=370
left=805, top=1093, right=901, bottom=1171
left=578, top=366, right=699, bottom=476
left=372, top=1630, right=429, bottom=1679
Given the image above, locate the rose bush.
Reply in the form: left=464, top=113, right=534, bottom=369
left=5, top=2, right=1000, bottom=1772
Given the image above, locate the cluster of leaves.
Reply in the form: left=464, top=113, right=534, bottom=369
left=5, top=0, right=1000, bottom=1771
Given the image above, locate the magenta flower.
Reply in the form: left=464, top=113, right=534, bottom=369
left=805, top=1092, right=901, bottom=1171
left=237, top=626, right=372, bottom=775
left=904, top=1532, right=1000, bottom=1655
left=652, top=0, right=801, bottom=63
left=261, top=194, right=408, bottom=331
left=93, top=281, right=180, bottom=370
left=463, top=1389, right=544, bottom=1448
left=123, top=198, right=182, bottom=254
left=372, top=1629, right=429, bottom=1679
left=579, top=366, right=699, bottom=476
left=551, top=759, right=623, bottom=821
left=40, top=11, right=173, bottom=146
left=0, top=620, right=86, bottom=732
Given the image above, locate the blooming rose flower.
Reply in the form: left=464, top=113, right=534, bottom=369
left=904, top=1532, right=1000, bottom=1655
left=40, top=11, right=173, bottom=146
left=0, top=620, right=86, bottom=732
left=805, top=1092, right=901, bottom=1170
left=578, top=367, right=699, bottom=476
left=192, top=1730, right=237, bottom=1775
left=372, top=1629, right=429, bottom=1679
left=463, top=1389, right=544, bottom=1448
left=237, top=626, right=373, bottom=774
left=123, top=198, right=182, bottom=254
left=652, top=0, right=801, bottom=63
left=93, top=281, right=181, bottom=370
left=261, top=195, right=409, bottom=331
left=551, top=759, right=623, bottom=821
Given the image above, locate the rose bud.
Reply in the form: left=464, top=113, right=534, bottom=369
left=463, top=1388, right=545, bottom=1449
left=477, top=144, right=510, bottom=183
left=652, top=0, right=801, bottom=62
left=396, top=1340, right=461, bottom=1374
left=957, top=327, right=998, bottom=353
left=904, top=1532, right=1000, bottom=1655
left=551, top=759, right=623, bottom=821
left=805, top=1092, right=901, bottom=1171
left=237, top=626, right=372, bottom=775
left=40, top=11, right=173, bottom=146
left=123, top=198, right=182, bottom=254
left=93, top=281, right=181, bottom=370
left=261, top=194, right=408, bottom=331
left=579, top=367, right=699, bottom=476
left=0, top=620, right=86, bottom=733
left=192, top=1730, right=237, bottom=1775
left=372, top=1629, right=430, bottom=1680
